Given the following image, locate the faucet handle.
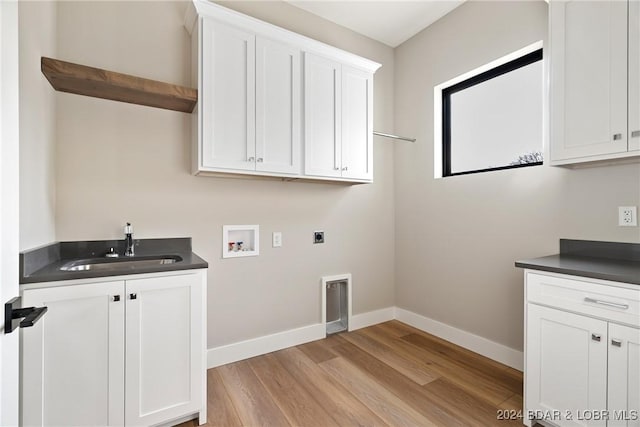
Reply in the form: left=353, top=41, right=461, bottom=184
left=124, top=222, right=133, bottom=234
left=105, top=247, right=119, bottom=258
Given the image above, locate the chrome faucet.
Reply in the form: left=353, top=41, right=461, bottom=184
left=124, top=222, right=134, bottom=257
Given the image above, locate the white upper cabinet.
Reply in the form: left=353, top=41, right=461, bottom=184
left=187, top=1, right=380, bottom=183
left=304, top=53, right=342, bottom=178
left=255, top=37, right=301, bottom=174
left=304, top=54, right=373, bottom=181
left=550, top=0, right=640, bottom=165
left=201, top=21, right=255, bottom=171
left=342, top=65, right=373, bottom=180
left=629, top=0, right=640, bottom=152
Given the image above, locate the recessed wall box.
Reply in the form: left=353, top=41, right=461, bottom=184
left=222, top=225, right=259, bottom=258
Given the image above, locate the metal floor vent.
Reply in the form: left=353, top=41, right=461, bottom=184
left=325, top=280, right=348, bottom=335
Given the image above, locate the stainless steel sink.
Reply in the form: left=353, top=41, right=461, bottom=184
left=59, top=255, right=182, bottom=272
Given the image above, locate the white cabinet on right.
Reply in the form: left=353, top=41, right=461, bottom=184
left=608, top=323, right=640, bottom=427
left=304, top=52, right=373, bottom=181
left=550, top=0, right=640, bottom=165
left=524, top=271, right=640, bottom=427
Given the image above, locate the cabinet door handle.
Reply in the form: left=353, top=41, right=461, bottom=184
left=247, top=157, right=255, bottom=162
left=591, top=333, right=601, bottom=342
left=257, top=158, right=263, bottom=163
left=113, top=295, right=120, bottom=302
left=129, top=293, right=137, bottom=300
left=613, top=133, right=623, bottom=141
left=342, top=166, right=348, bottom=171
left=333, top=167, right=340, bottom=171
left=631, top=130, right=640, bottom=138
left=584, top=297, right=629, bottom=310
left=611, top=339, right=622, bottom=347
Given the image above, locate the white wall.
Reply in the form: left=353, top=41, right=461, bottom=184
left=54, top=1, right=395, bottom=349
left=19, top=1, right=57, bottom=250
left=394, top=0, right=640, bottom=352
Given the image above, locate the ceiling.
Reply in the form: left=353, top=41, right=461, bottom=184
left=286, top=1, right=466, bottom=47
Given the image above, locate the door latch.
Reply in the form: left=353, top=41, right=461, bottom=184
left=4, top=296, right=48, bottom=334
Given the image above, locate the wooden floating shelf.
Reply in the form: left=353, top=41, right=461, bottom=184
left=41, top=57, right=197, bottom=113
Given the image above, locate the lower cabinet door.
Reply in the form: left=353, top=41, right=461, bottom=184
left=125, top=273, right=203, bottom=426
left=21, top=280, right=125, bottom=427
left=608, top=323, right=640, bottom=427
left=526, top=304, right=608, bottom=427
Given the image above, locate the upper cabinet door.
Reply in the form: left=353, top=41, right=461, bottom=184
left=255, top=37, right=301, bottom=174
left=629, top=0, right=640, bottom=152
left=201, top=19, right=255, bottom=170
left=341, top=65, right=373, bottom=180
left=304, top=53, right=342, bottom=178
left=608, top=323, right=640, bottom=427
left=550, top=0, right=628, bottom=162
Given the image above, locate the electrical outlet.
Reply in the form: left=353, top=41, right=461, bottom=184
left=314, top=231, right=324, bottom=244
left=272, top=232, right=282, bottom=248
left=618, top=206, right=638, bottom=226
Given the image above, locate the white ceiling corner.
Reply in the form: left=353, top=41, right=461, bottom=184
left=286, top=1, right=466, bottom=48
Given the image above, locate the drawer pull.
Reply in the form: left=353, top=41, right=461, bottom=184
left=611, top=339, right=622, bottom=347
left=584, top=297, right=629, bottom=310
left=591, top=333, right=601, bottom=342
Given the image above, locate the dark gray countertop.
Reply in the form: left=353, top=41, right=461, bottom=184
left=515, top=239, right=640, bottom=285
left=20, top=238, right=208, bottom=284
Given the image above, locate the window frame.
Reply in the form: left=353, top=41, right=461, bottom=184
left=441, top=48, right=544, bottom=177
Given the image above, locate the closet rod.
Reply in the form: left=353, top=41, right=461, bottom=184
left=373, top=131, right=416, bottom=143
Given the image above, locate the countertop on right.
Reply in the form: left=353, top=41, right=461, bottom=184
left=515, top=239, right=640, bottom=285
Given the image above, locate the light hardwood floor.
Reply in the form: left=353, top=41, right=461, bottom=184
left=180, top=320, right=526, bottom=427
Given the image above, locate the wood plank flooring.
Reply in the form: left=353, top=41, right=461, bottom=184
left=179, top=320, right=525, bottom=427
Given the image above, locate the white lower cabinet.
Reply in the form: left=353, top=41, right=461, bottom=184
left=20, top=270, right=207, bottom=427
left=525, top=271, right=640, bottom=427
left=608, top=323, right=640, bottom=427
left=526, top=304, right=608, bottom=427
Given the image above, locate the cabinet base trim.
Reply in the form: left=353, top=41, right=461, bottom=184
left=395, top=307, right=524, bottom=371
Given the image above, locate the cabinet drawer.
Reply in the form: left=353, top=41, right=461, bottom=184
left=526, top=272, right=640, bottom=328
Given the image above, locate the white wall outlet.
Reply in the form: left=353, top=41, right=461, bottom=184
left=272, top=232, right=282, bottom=248
left=618, top=206, right=638, bottom=226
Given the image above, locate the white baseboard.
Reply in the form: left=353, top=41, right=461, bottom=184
left=395, top=307, right=523, bottom=371
left=349, top=306, right=396, bottom=331
left=206, top=306, right=523, bottom=371
left=207, top=323, right=325, bottom=368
